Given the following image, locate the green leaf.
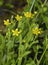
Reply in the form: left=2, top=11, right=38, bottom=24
left=43, top=16, right=48, bottom=29
left=6, top=40, right=14, bottom=50
left=22, top=51, right=31, bottom=57
left=0, top=0, right=3, bottom=6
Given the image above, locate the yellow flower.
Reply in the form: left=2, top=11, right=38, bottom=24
left=12, top=28, right=21, bottom=36
left=32, top=27, right=42, bottom=35
left=34, top=11, right=37, bottom=14
left=24, top=12, right=33, bottom=18
left=4, top=19, right=11, bottom=26
left=15, top=15, right=22, bottom=21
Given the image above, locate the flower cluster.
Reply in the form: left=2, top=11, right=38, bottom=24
left=4, top=19, right=11, bottom=26
left=32, top=27, right=42, bottom=35
left=15, top=12, right=36, bottom=21
left=12, top=29, right=21, bottom=36
left=3, top=11, right=42, bottom=37
left=15, top=15, right=22, bottom=21
left=24, top=12, right=33, bottom=18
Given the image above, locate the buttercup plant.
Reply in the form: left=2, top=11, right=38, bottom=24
left=0, top=0, right=48, bottom=65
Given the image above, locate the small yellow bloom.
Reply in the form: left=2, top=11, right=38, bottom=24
left=12, top=29, right=21, bottom=36
left=4, top=19, right=11, bottom=26
left=34, top=11, right=37, bottom=14
left=32, top=27, right=42, bottom=35
left=24, top=12, right=33, bottom=18
left=15, top=15, right=22, bottom=21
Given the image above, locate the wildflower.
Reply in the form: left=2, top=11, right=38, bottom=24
left=15, top=15, right=22, bottom=21
left=34, top=11, right=37, bottom=14
left=32, top=27, right=42, bottom=35
left=12, top=28, right=21, bottom=36
left=4, top=19, right=11, bottom=26
left=24, top=12, right=34, bottom=18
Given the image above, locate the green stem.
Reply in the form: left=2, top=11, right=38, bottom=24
left=18, top=48, right=22, bottom=65
left=18, top=58, right=22, bottom=65
left=43, top=0, right=47, bottom=6
left=37, top=46, right=47, bottom=65
left=34, top=52, right=38, bottom=61
left=32, top=0, right=47, bottom=22
left=37, top=35, right=48, bottom=65
left=18, top=34, right=22, bottom=65
left=30, top=0, right=35, bottom=12
left=23, top=57, right=27, bottom=65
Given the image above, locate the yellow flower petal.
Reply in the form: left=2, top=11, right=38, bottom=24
left=32, top=27, right=42, bottom=35
left=15, top=15, right=22, bottom=21
left=24, top=12, right=33, bottom=18
left=12, top=28, right=21, bottom=36
left=4, top=19, right=11, bottom=26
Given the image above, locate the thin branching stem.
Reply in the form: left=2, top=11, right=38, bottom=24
left=37, top=36, right=48, bottom=65
left=30, top=0, right=35, bottom=12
